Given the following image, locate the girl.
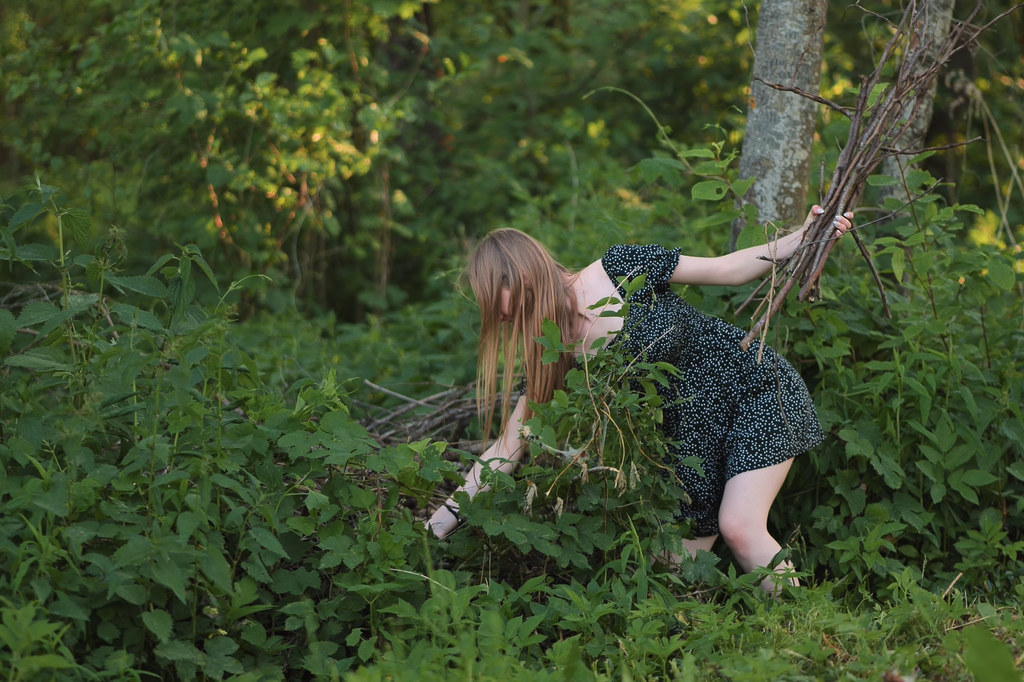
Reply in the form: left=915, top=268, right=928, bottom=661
left=428, top=206, right=853, bottom=592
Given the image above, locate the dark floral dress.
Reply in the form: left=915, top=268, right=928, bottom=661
left=602, top=244, right=824, bottom=536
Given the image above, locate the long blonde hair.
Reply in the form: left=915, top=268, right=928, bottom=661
left=467, top=228, right=579, bottom=438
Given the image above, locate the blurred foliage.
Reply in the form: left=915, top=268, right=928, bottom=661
left=7, top=1, right=1017, bottom=324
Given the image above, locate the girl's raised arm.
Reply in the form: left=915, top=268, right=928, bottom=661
left=670, top=206, right=852, bottom=287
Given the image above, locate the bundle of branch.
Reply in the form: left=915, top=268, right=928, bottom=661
left=739, top=0, right=1022, bottom=351
left=359, top=380, right=491, bottom=454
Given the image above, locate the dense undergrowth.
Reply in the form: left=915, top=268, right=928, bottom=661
left=2, top=174, right=1022, bottom=681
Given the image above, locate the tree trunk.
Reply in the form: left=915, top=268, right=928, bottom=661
left=877, top=0, right=955, bottom=207
left=732, top=0, right=827, bottom=250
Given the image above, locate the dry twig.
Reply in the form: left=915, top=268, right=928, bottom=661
left=358, top=379, right=508, bottom=455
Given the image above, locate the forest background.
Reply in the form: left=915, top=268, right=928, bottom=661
left=1, top=0, right=1023, bottom=680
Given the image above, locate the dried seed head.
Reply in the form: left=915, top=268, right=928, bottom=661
left=523, top=480, right=537, bottom=514
left=629, top=462, right=641, bottom=490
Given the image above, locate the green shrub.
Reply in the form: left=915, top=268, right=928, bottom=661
left=4, top=175, right=1021, bottom=679
left=785, top=192, right=1024, bottom=599
left=0, top=183, right=455, bottom=679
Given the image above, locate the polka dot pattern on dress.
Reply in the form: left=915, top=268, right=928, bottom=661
left=601, top=244, right=825, bottom=537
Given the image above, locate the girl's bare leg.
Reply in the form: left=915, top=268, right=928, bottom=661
left=717, top=458, right=797, bottom=594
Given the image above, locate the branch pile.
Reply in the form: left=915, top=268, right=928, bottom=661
left=358, top=380, right=486, bottom=454
left=740, top=0, right=1022, bottom=350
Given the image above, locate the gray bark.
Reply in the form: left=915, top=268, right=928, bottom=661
left=877, top=0, right=956, bottom=206
left=732, top=0, right=827, bottom=250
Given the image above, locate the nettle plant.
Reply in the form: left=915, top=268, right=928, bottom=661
left=443, top=286, right=693, bottom=582
left=0, top=183, right=452, bottom=679
left=775, top=191, right=1024, bottom=598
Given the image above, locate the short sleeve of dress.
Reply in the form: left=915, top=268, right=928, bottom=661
left=601, top=244, right=681, bottom=301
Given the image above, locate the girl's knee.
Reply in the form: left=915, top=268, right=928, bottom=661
left=718, top=511, right=767, bottom=556
left=718, top=511, right=747, bottom=544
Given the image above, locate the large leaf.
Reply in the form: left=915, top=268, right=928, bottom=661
left=150, top=556, right=189, bottom=604
left=986, top=257, right=1016, bottom=291
left=691, top=180, right=728, bottom=201
left=0, top=242, right=58, bottom=262
left=248, top=527, right=289, bottom=560
left=141, top=609, right=174, bottom=642
left=4, top=347, right=72, bottom=372
left=61, top=207, right=93, bottom=248
left=963, top=627, right=1020, bottom=682
left=8, top=201, right=44, bottom=230
left=107, top=274, right=170, bottom=298
left=16, top=300, right=62, bottom=327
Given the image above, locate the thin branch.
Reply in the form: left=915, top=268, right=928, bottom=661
left=751, top=77, right=848, bottom=115
left=878, top=135, right=984, bottom=158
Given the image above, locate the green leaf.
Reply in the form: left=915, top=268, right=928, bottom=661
left=1007, top=460, right=1024, bottom=482
left=142, top=609, right=174, bottom=642
left=694, top=210, right=740, bottom=231
left=0, top=309, right=16, bottom=352
left=691, top=180, right=728, bottom=201
left=61, top=207, right=92, bottom=248
left=146, top=253, right=176, bottom=277
left=106, top=274, right=170, bottom=298
left=540, top=318, right=563, bottom=347
left=199, top=545, right=234, bottom=594
left=49, top=595, right=89, bottom=621
left=866, top=82, right=888, bottom=107
left=248, top=527, right=289, bottom=560
left=319, top=530, right=361, bottom=571
left=949, top=471, right=980, bottom=505
left=678, top=147, right=716, bottom=159
left=5, top=347, right=72, bottom=372
left=35, top=181, right=60, bottom=204
left=963, top=627, right=1020, bottom=682
left=632, top=157, right=686, bottom=187
left=206, top=163, right=233, bottom=189
left=904, top=168, right=934, bottom=189
left=734, top=223, right=768, bottom=250
left=203, top=636, right=243, bottom=678
left=154, top=640, right=203, bottom=664
left=109, top=302, right=167, bottom=332
left=184, top=244, right=219, bottom=290
left=986, top=258, right=1016, bottom=291
left=14, top=655, right=74, bottom=671
left=867, top=174, right=898, bottom=187
left=150, top=557, right=189, bottom=604
left=304, top=489, right=331, bottom=512
left=933, top=415, right=955, bottom=453
left=953, top=202, right=985, bottom=215
left=960, top=469, right=998, bottom=487
left=692, top=159, right=729, bottom=176
left=9, top=202, right=45, bottom=230
left=0, top=242, right=58, bottom=262
left=345, top=485, right=377, bottom=510
left=890, top=248, right=904, bottom=282
left=16, top=300, right=62, bottom=327
left=731, top=177, right=755, bottom=199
